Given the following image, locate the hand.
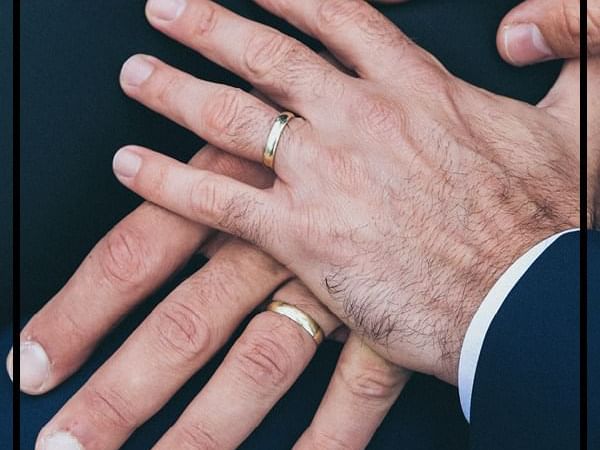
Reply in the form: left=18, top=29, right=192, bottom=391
left=113, top=0, right=580, bottom=384
left=497, top=0, right=600, bottom=226
left=374, top=0, right=597, bottom=66
left=12, top=142, right=410, bottom=450
left=496, top=0, right=597, bottom=66
left=378, top=0, right=598, bottom=224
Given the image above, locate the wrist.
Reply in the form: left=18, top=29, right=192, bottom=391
left=430, top=226, right=570, bottom=385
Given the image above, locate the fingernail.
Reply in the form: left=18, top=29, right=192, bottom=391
left=147, top=0, right=185, bottom=21
left=503, top=24, right=553, bottom=66
left=120, top=55, right=155, bottom=87
left=39, top=431, right=84, bottom=450
left=6, top=348, right=13, bottom=382
left=113, top=148, right=142, bottom=178
left=20, top=341, right=50, bottom=392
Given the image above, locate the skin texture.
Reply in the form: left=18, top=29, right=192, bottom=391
left=20, top=141, right=410, bottom=450
left=113, top=0, right=581, bottom=384
left=589, top=59, right=600, bottom=229
left=8, top=1, right=592, bottom=449
left=381, top=0, right=597, bottom=65
left=497, top=0, right=598, bottom=64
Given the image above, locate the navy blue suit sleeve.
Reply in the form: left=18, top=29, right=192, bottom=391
left=589, top=231, right=600, bottom=450
left=468, top=231, right=581, bottom=450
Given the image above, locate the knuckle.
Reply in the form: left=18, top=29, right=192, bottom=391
left=305, top=429, right=349, bottom=450
left=355, top=94, right=405, bottom=142
left=191, top=3, right=218, bottom=38
left=316, top=0, right=363, bottom=33
left=149, top=300, right=211, bottom=362
left=316, top=0, right=409, bottom=63
left=204, top=88, right=244, bottom=137
left=99, top=225, right=151, bottom=289
left=561, top=2, right=581, bottom=45
left=56, top=307, right=89, bottom=346
left=150, top=164, right=172, bottom=200
left=216, top=193, right=269, bottom=248
left=243, top=31, right=332, bottom=100
left=82, top=383, right=138, bottom=430
left=233, top=318, right=301, bottom=390
left=156, top=73, right=187, bottom=120
left=187, top=175, right=222, bottom=221
left=178, top=422, right=219, bottom=450
left=587, top=6, right=600, bottom=52
left=204, top=90, right=269, bottom=152
left=243, top=32, right=293, bottom=80
left=338, top=362, right=402, bottom=402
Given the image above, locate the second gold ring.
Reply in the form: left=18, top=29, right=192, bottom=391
left=266, top=300, right=324, bottom=345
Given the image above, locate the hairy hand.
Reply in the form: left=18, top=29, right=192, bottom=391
left=376, top=0, right=597, bottom=65
left=112, top=0, right=580, bottom=383
left=497, top=0, right=597, bottom=65
left=14, top=142, right=410, bottom=450
left=589, top=58, right=600, bottom=229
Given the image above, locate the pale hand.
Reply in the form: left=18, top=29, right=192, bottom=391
left=113, top=0, right=583, bottom=384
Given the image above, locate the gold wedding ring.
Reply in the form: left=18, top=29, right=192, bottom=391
left=263, top=112, right=295, bottom=170
left=266, top=300, right=324, bottom=345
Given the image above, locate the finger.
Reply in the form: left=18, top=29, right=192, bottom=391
left=497, top=0, right=597, bottom=66
left=198, top=231, right=233, bottom=259
left=113, top=145, right=281, bottom=250
left=13, top=146, right=270, bottom=395
left=35, top=240, right=291, bottom=450
left=143, top=0, right=350, bottom=114
left=253, top=0, right=429, bottom=80
left=537, top=59, right=581, bottom=117
left=152, top=280, right=341, bottom=450
left=120, top=55, right=310, bottom=170
left=295, top=335, right=410, bottom=450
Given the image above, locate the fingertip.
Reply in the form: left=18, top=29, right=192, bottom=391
left=36, top=430, right=85, bottom=450
left=146, top=0, right=186, bottom=24
left=498, top=23, right=554, bottom=66
left=113, top=146, right=143, bottom=180
left=19, top=341, right=52, bottom=395
left=119, top=54, right=156, bottom=89
left=495, top=24, right=512, bottom=64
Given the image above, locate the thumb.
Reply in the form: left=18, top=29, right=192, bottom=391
left=497, top=0, right=598, bottom=66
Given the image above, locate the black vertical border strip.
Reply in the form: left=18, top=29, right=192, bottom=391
left=580, top=25, right=587, bottom=450
left=12, top=0, right=20, bottom=448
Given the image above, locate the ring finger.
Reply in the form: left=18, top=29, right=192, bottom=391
left=152, top=280, right=341, bottom=450
left=35, top=240, right=291, bottom=450
left=120, top=55, right=310, bottom=175
left=294, top=334, right=410, bottom=449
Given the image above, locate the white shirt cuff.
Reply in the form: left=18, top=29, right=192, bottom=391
left=457, top=228, right=579, bottom=423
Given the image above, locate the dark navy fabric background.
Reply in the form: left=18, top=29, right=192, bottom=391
left=589, top=232, right=599, bottom=450
left=470, top=232, right=581, bottom=450
left=8, top=0, right=566, bottom=448
left=1, top=0, right=14, bottom=448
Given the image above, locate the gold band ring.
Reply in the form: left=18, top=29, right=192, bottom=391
left=263, top=112, right=295, bottom=170
left=266, top=300, right=324, bottom=345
